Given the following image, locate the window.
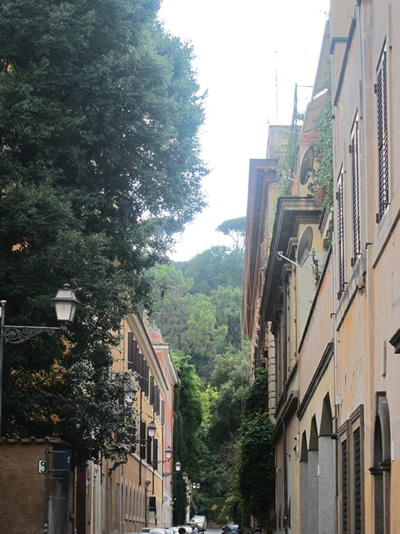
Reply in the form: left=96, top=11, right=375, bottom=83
left=376, top=44, right=389, bottom=221
left=354, top=427, right=362, bottom=533
left=342, top=439, right=349, bottom=534
left=350, top=116, right=361, bottom=258
left=337, top=167, right=345, bottom=297
left=152, top=438, right=159, bottom=470
left=339, top=407, right=364, bottom=534
left=127, top=333, right=136, bottom=371
left=140, top=421, right=146, bottom=459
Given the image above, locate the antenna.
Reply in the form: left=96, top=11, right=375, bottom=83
left=275, top=51, right=279, bottom=122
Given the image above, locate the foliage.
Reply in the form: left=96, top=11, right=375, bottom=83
left=172, top=351, right=204, bottom=524
left=216, top=217, right=246, bottom=251
left=149, top=245, right=249, bottom=521
left=308, top=92, right=333, bottom=211
left=236, top=369, right=275, bottom=526
left=177, top=246, right=244, bottom=295
left=209, top=286, right=242, bottom=348
left=0, top=0, right=206, bottom=463
left=208, top=344, right=251, bottom=449
left=149, top=264, right=194, bottom=351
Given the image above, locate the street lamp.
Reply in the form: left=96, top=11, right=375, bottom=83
left=162, top=461, right=183, bottom=478
left=148, top=420, right=156, bottom=438
left=0, top=283, right=80, bottom=436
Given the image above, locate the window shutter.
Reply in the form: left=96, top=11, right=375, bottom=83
left=128, top=333, right=134, bottom=371
left=351, top=117, right=361, bottom=257
left=337, top=169, right=345, bottom=297
left=354, top=428, right=362, bottom=534
left=153, top=438, right=159, bottom=470
left=150, top=376, right=155, bottom=405
left=146, top=436, right=152, bottom=465
left=140, top=422, right=146, bottom=459
left=155, top=386, right=160, bottom=415
left=133, top=342, right=139, bottom=373
left=377, top=46, right=389, bottom=220
left=138, top=354, right=144, bottom=389
left=342, top=440, right=348, bottom=534
left=144, top=363, right=149, bottom=397
left=161, top=400, right=165, bottom=426
left=148, top=496, right=156, bottom=513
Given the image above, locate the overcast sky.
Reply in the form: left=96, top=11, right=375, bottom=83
left=158, top=0, right=329, bottom=261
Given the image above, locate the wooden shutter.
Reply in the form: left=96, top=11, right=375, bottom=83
left=342, top=439, right=348, bottom=534
left=161, top=400, right=165, bottom=426
left=337, top=169, right=345, bottom=297
left=133, top=342, right=139, bottom=373
left=138, top=354, right=144, bottom=389
left=140, top=421, right=146, bottom=459
left=351, top=117, right=361, bottom=257
left=146, top=436, right=152, bottom=465
left=150, top=376, right=155, bottom=405
left=148, top=496, right=156, bottom=512
left=354, top=428, right=362, bottom=534
left=153, top=438, right=159, bottom=470
left=144, top=363, right=149, bottom=397
left=376, top=45, right=389, bottom=220
left=128, top=333, right=134, bottom=371
left=155, top=386, right=160, bottom=415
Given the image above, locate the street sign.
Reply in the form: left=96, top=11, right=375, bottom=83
left=38, top=459, right=47, bottom=474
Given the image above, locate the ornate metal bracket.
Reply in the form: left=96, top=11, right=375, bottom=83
left=3, top=325, right=61, bottom=344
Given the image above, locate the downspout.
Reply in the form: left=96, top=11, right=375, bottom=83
left=331, top=233, right=340, bottom=534
left=355, top=1, right=368, bottom=249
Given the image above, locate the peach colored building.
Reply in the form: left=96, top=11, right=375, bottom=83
left=85, top=314, right=177, bottom=534
left=243, top=1, right=400, bottom=531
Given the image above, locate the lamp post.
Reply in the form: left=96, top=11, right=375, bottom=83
left=0, top=284, right=80, bottom=436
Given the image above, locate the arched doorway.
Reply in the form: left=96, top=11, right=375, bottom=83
left=370, top=393, right=391, bottom=534
left=308, top=417, right=319, bottom=531
left=319, top=394, right=335, bottom=533
left=300, top=432, right=308, bottom=534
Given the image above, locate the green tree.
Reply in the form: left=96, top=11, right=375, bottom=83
left=178, top=246, right=244, bottom=295
left=0, top=0, right=206, bottom=463
left=186, top=294, right=228, bottom=380
left=216, top=217, right=246, bottom=251
left=172, top=351, right=204, bottom=523
left=236, top=369, right=275, bottom=527
left=149, top=264, right=194, bottom=351
left=210, top=286, right=243, bottom=349
left=208, top=344, right=250, bottom=449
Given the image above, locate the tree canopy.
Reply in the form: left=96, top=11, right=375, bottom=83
left=0, top=0, right=206, bottom=462
left=216, top=217, right=246, bottom=251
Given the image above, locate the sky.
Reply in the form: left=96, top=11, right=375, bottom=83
left=158, top=0, right=330, bottom=261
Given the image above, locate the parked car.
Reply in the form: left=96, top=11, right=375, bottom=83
left=221, top=525, right=240, bottom=534
left=140, top=529, right=151, bottom=534
left=191, top=515, right=207, bottom=532
left=174, top=526, right=192, bottom=534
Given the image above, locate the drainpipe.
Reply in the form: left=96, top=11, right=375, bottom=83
left=331, top=233, right=340, bottom=534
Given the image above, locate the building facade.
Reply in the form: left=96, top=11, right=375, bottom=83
left=81, top=314, right=177, bottom=534
left=243, top=1, right=400, bottom=532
